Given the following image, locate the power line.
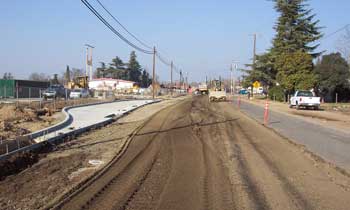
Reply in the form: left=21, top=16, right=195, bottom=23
left=81, top=0, right=153, bottom=54
left=320, top=24, right=350, bottom=41
left=156, top=52, right=171, bottom=66
left=81, top=0, right=182, bottom=77
left=94, top=0, right=153, bottom=49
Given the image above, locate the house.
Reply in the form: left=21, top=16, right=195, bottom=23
left=89, top=78, right=135, bottom=92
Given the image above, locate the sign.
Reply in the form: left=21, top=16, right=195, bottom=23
left=253, top=81, right=261, bottom=88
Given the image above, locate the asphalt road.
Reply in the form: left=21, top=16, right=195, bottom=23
left=239, top=100, right=350, bottom=171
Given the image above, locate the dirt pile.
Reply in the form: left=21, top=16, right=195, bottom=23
left=0, top=105, right=55, bottom=140
left=0, top=152, right=39, bottom=181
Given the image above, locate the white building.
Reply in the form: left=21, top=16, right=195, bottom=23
left=89, top=78, right=134, bottom=91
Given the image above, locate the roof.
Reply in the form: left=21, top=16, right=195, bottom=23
left=90, top=78, right=135, bottom=83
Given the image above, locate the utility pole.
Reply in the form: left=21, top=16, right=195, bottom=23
left=180, top=70, right=183, bottom=90
left=251, top=34, right=257, bottom=97
left=231, top=61, right=239, bottom=95
left=185, top=72, right=188, bottom=91
left=152, top=46, right=156, bottom=99
left=253, top=33, right=257, bottom=69
left=230, top=64, right=233, bottom=95
left=85, top=44, right=95, bottom=81
left=171, top=61, right=173, bottom=96
left=85, top=47, right=89, bottom=77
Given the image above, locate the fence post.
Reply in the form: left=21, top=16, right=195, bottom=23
left=17, top=139, right=20, bottom=149
left=39, top=89, right=42, bottom=109
left=6, top=144, right=9, bottom=154
left=336, top=93, right=338, bottom=104
left=4, top=86, right=6, bottom=99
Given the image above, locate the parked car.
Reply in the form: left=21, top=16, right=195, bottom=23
left=69, top=89, right=90, bottom=99
left=289, top=90, right=321, bottom=110
left=239, top=89, right=248, bottom=95
left=42, top=84, right=66, bottom=99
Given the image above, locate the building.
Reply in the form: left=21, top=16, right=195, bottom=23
left=0, top=79, right=50, bottom=99
left=89, top=78, right=135, bottom=92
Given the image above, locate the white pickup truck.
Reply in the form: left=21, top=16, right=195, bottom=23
left=289, top=91, right=321, bottom=110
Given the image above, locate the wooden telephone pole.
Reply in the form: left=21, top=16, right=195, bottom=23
left=171, top=61, right=173, bottom=96
left=152, top=47, right=156, bottom=99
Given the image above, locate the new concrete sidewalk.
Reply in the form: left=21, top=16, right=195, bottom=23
left=34, top=100, right=154, bottom=143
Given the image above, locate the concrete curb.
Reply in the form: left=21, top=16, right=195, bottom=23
left=0, top=99, right=161, bottom=161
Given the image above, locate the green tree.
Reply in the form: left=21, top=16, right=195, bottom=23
left=96, top=62, right=106, bottom=78
left=110, top=56, right=125, bottom=69
left=65, top=65, right=71, bottom=83
left=315, top=53, right=350, bottom=102
left=271, top=0, right=322, bottom=57
left=140, top=69, right=152, bottom=88
left=243, top=53, right=276, bottom=87
left=128, top=51, right=142, bottom=83
left=109, top=56, right=128, bottom=80
left=275, top=50, right=316, bottom=93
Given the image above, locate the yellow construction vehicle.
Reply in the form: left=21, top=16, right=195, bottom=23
left=67, top=76, right=89, bottom=89
left=209, top=79, right=227, bottom=102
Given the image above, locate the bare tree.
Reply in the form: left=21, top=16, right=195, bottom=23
left=28, top=72, right=50, bottom=81
left=2, top=72, right=14, bottom=79
left=336, top=27, right=350, bottom=63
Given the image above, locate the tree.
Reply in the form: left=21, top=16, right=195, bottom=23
left=275, top=50, right=316, bottom=93
left=271, top=0, right=323, bottom=57
left=2, top=72, right=14, bottom=79
left=105, top=57, right=128, bottom=80
left=315, top=53, right=350, bottom=102
left=243, top=53, right=276, bottom=87
left=128, top=51, right=142, bottom=83
left=267, top=0, right=323, bottom=93
left=65, top=65, right=71, bottom=82
left=28, top=72, right=49, bottom=81
left=96, top=62, right=106, bottom=78
left=110, top=56, right=125, bottom=69
left=140, top=69, right=152, bottom=88
left=336, top=26, right=350, bottom=63
left=71, top=68, right=85, bottom=78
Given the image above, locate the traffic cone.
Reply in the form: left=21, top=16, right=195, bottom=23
left=264, top=100, right=269, bottom=125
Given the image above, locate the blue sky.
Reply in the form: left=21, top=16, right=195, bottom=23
left=1, top=0, right=349, bottom=82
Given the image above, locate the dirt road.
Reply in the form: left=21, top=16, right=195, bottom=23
left=56, top=96, right=350, bottom=210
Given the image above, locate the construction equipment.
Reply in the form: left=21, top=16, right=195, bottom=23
left=198, top=82, right=208, bottom=95
left=67, top=76, right=89, bottom=89
left=209, top=79, right=227, bottom=102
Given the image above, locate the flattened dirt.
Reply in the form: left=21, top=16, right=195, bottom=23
left=57, top=96, right=350, bottom=210
left=0, top=98, right=183, bottom=210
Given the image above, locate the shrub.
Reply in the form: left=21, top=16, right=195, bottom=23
left=268, top=86, right=285, bottom=102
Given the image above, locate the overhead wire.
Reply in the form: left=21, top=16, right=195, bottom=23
left=94, top=0, right=153, bottom=50
left=319, top=24, right=350, bottom=41
left=81, top=0, right=153, bottom=54
left=82, top=0, right=182, bottom=76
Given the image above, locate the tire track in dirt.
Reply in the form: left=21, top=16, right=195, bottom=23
left=56, top=102, right=179, bottom=210
left=190, top=98, right=235, bottom=210
left=208, top=101, right=270, bottom=210
left=213, top=100, right=313, bottom=210
left=233, top=121, right=313, bottom=210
